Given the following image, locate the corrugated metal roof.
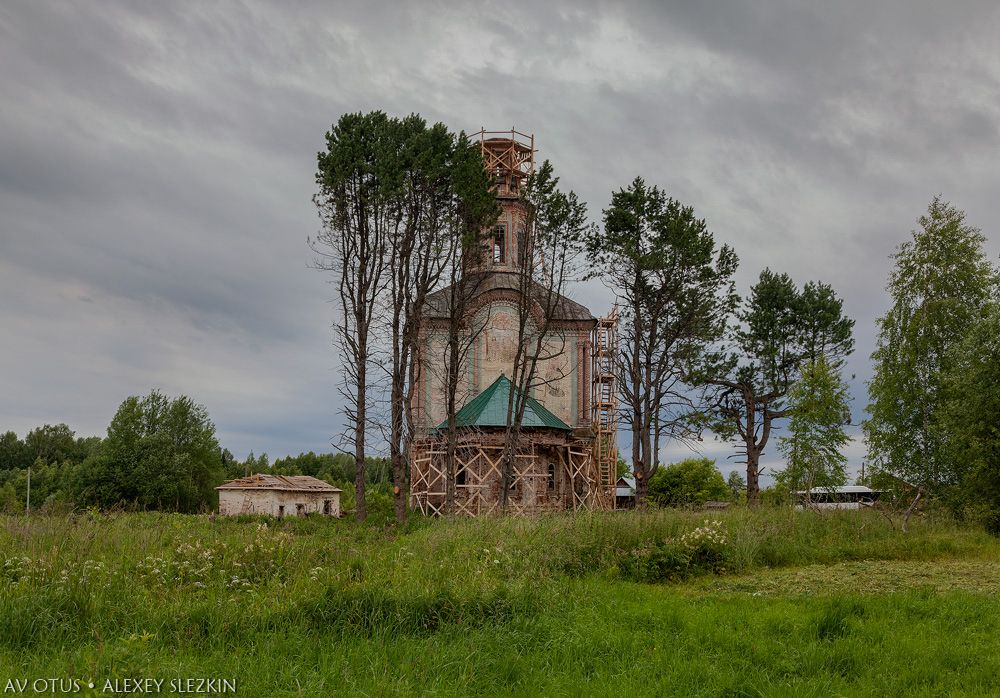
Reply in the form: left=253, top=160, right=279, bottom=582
left=216, top=474, right=342, bottom=492
left=616, top=475, right=635, bottom=498
left=435, top=374, right=572, bottom=431
left=794, top=486, right=877, bottom=495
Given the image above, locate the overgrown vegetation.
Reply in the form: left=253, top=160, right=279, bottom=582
left=2, top=509, right=999, bottom=694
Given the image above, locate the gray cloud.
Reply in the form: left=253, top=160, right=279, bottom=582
left=2, top=1, right=998, bottom=477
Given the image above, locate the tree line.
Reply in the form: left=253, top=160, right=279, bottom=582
left=0, top=391, right=391, bottom=515
left=589, top=186, right=999, bottom=523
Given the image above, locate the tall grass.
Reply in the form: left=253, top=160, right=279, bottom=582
left=1, top=509, right=998, bottom=695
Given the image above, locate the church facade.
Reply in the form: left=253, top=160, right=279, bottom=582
left=409, top=129, right=618, bottom=516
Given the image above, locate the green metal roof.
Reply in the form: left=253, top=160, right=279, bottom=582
left=435, top=374, right=572, bottom=432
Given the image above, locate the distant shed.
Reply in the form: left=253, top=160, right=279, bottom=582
left=615, top=475, right=636, bottom=509
left=216, top=474, right=341, bottom=518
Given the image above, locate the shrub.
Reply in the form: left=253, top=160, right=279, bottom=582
left=983, top=511, right=1000, bottom=537
left=621, top=519, right=729, bottom=582
left=648, top=458, right=729, bottom=507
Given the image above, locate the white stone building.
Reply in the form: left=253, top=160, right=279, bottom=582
left=216, top=474, right=342, bottom=518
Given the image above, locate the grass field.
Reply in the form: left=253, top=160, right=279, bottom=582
left=2, top=508, right=999, bottom=696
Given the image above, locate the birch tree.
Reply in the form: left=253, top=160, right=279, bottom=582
left=865, top=196, right=998, bottom=501
left=939, top=304, right=1000, bottom=526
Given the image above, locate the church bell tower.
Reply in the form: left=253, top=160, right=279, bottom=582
left=475, top=128, right=535, bottom=272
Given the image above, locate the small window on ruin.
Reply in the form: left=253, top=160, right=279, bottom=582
left=278, top=505, right=285, bottom=518
left=456, top=467, right=466, bottom=487
left=493, top=224, right=506, bottom=264
left=296, top=503, right=305, bottom=516
left=323, top=500, right=332, bottom=515
left=516, top=225, right=526, bottom=262
left=547, top=462, right=555, bottom=490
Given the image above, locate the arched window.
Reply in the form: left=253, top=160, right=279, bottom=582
left=456, top=467, right=466, bottom=487
left=493, top=224, right=506, bottom=264
left=547, top=462, right=555, bottom=490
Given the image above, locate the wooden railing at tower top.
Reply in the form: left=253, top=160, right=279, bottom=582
left=474, top=128, right=535, bottom=197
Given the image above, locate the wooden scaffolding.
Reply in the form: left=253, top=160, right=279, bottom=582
left=475, top=128, right=535, bottom=198
left=409, top=431, right=599, bottom=517
left=591, top=306, right=619, bottom=508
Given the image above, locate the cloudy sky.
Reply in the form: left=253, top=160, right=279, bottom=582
left=2, top=1, right=998, bottom=480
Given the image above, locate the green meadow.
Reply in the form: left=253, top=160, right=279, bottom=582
left=2, top=509, right=999, bottom=696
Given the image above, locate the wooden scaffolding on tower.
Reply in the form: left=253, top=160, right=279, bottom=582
left=591, top=305, right=619, bottom=508
left=475, top=128, right=535, bottom=198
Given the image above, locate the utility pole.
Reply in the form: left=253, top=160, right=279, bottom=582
left=25, top=465, right=31, bottom=516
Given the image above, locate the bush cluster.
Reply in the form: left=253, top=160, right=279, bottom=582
left=620, top=519, right=728, bottom=582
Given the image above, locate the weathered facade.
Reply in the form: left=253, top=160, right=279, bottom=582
left=409, top=129, right=619, bottom=516
left=216, top=474, right=341, bottom=517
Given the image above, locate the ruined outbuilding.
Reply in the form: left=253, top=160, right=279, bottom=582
left=216, top=474, right=341, bottom=517
left=409, top=129, right=619, bottom=516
